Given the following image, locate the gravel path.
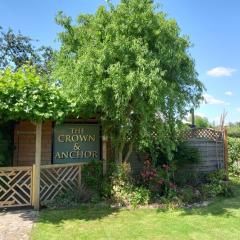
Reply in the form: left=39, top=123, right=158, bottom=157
left=0, top=209, right=38, bottom=240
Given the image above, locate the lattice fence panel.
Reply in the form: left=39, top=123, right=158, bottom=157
left=185, top=128, right=223, bottom=141
left=40, top=165, right=80, bottom=203
left=0, top=167, right=32, bottom=207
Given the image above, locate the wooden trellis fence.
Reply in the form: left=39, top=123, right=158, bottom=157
left=0, top=163, right=85, bottom=208
left=0, top=166, right=32, bottom=207
left=184, top=128, right=224, bottom=141
left=39, top=163, right=82, bottom=204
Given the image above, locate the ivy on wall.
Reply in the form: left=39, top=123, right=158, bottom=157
left=0, top=121, right=14, bottom=166
left=0, top=65, right=71, bottom=122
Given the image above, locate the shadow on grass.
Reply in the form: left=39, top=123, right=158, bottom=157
left=37, top=204, right=120, bottom=225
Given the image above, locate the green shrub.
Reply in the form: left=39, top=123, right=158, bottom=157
left=205, top=169, right=227, bottom=182
left=176, top=170, right=234, bottom=203
left=112, top=184, right=150, bottom=208
left=78, top=161, right=151, bottom=207
left=174, top=171, right=203, bottom=187
left=231, top=162, right=240, bottom=176
left=82, top=160, right=103, bottom=193
left=82, top=160, right=115, bottom=199
left=178, top=186, right=201, bottom=203
left=129, top=187, right=150, bottom=208
left=228, top=137, right=240, bottom=175
left=111, top=163, right=150, bottom=208
left=0, top=121, right=14, bottom=166
left=228, top=124, right=240, bottom=138
left=200, top=170, right=234, bottom=199
left=200, top=181, right=233, bottom=199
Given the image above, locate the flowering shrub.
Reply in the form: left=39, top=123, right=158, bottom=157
left=140, top=159, right=177, bottom=198
left=140, top=159, right=163, bottom=189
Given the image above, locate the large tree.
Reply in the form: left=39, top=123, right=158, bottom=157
left=54, top=0, right=204, bottom=163
left=0, top=26, right=54, bottom=75
left=195, top=116, right=213, bottom=128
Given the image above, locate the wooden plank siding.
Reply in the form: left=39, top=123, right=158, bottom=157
left=13, top=121, right=52, bottom=166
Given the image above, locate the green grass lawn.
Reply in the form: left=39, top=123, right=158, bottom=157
left=31, top=178, right=240, bottom=240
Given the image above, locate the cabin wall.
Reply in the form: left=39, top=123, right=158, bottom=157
left=13, top=121, right=52, bottom=166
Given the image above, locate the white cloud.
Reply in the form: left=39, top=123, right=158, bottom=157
left=203, top=93, right=226, bottom=105
left=225, top=91, right=233, bottom=96
left=207, top=67, right=236, bottom=77
left=236, top=107, right=240, bottom=112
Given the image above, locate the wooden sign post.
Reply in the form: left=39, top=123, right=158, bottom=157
left=223, top=126, right=229, bottom=179
left=33, top=121, right=42, bottom=211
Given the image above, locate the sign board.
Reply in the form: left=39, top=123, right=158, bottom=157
left=53, top=124, right=100, bottom=164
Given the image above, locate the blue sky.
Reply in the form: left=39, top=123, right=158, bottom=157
left=1, top=0, right=239, bottom=124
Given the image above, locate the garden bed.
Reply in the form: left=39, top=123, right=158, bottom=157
left=31, top=177, right=240, bottom=240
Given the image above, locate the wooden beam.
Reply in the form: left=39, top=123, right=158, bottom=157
left=102, top=136, right=108, bottom=175
left=78, top=165, right=82, bottom=188
left=33, top=121, right=42, bottom=211
left=223, top=126, right=229, bottom=179
left=41, top=162, right=87, bottom=169
left=32, top=164, right=35, bottom=206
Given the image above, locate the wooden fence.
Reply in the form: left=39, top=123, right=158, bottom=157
left=0, top=128, right=228, bottom=208
left=184, top=128, right=227, bottom=172
left=184, top=127, right=224, bottom=142
left=129, top=128, right=228, bottom=174
left=0, top=166, right=32, bottom=207
left=40, top=163, right=82, bottom=204
left=0, top=163, right=85, bottom=208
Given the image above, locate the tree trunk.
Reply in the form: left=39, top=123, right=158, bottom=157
left=124, top=141, right=133, bottom=163
left=115, top=142, right=133, bottom=164
left=115, top=143, right=124, bottom=164
left=114, top=147, right=119, bottom=164
left=118, top=151, right=123, bottom=164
